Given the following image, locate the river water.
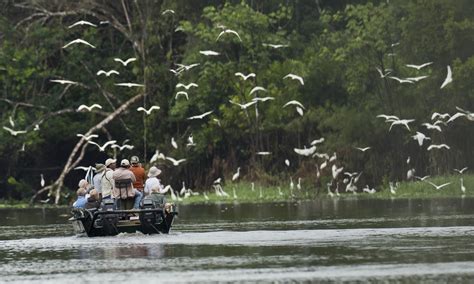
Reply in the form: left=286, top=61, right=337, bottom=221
left=1, top=198, right=474, bottom=283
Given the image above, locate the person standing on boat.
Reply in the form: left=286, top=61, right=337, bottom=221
left=101, top=158, right=116, bottom=201
left=113, top=159, right=138, bottom=209
left=92, top=163, right=106, bottom=200
left=144, top=166, right=165, bottom=196
left=130, top=156, right=146, bottom=206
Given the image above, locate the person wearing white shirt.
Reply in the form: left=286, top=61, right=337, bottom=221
left=92, top=163, right=106, bottom=197
left=101, top=158, right=116, bottom=200
left=144, top=166, right=164, bottom=196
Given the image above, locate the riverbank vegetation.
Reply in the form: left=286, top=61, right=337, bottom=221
left=1, top=1, right=473, bottom=204
left=3, top=174, right=471, bottom=208
left=179, top=174, right=474, bottom=204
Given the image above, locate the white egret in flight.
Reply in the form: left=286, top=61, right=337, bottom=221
left=453, top=167, right=468, bottom=174
left=162, top=9, right=175, bottom=15
left=176, top=83, right=198, bottom=90
left=249, top=86, right=267, bottom=96
left=355, top=146, right=371, bottom=152
left=262, top=43, right=289, bottom=49
left=406, top=75, right=429, bottom=82
left=431, top=112, right=450, bottom=121
left=199, top=50, right=220, bottom=56
left=68, top=20, right=97, bottom=29
left=216, top=29, right=242, bottom=42
left=446, top=112, right=466, bottom=124
left=294, top=146, right=317, bottom=157
left=96, top=70, right=119, bottom=77
left=427, top=144, right=450, bottom=151
left=440, top=65, right=452, bottom=89
left=229, top=100, right=257, bottom=110
left=87, top=140, right=117, bottom=152
left=283, top=100, right=305, bottom=109
left=50, top=79, right=78, bottom=85
left=422, top=122, right=442, bottom=132
left=389, top=119, right=415, bottom=131
left=76, top=133, right=98, bottom=141
left=137, top=106, right=160, bottom=115
left=176, top=63, right=200, bottom=71
left=175, top=91, right=189, bottom=100
left=166, top=157, right=186, bottom=166
left=310, top=138, right=325, bottom=146
left=376, top=114, right=399, bottom=122
left=114, top=57, right=137, bottom=66
left=405, top=62, right=433, bottom=70
left=171, top=137, right=178, bottom=149
left=235, top=72, right=255, bottom=80
left=187, top=110, right=213, bottom=120
left=252, top=96, right=274, bottom=102
left=77, top=104, right=102, bottom=112
left=283, top=73, right=304, bottom=85
left=62, top=39, right=96, bottom=49
left=426, top=181, right=451, bottom=190
left=114, top=83, right=145, bottom=88
left=455, top=106, right=474, bottom=121
left=388, top=76, right=415, bottom=84
left=412, top=132, right=431, bottom=146
left=111, top=144, right=134, bottom=151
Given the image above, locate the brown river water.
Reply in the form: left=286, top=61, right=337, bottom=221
left=1, top=198, right=474, bottom=283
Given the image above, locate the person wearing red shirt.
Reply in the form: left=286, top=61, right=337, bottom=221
left=130, top=156, right=146, bottom=191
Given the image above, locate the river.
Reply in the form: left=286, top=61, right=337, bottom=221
left=1, top=198, right=474, bottom=283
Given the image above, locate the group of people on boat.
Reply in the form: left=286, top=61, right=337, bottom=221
left=73, top=156, right=168, bottom=211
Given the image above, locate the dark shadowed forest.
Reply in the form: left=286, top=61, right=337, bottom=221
left=1, top=0, right=473, bottom=204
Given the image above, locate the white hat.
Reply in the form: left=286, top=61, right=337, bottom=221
left=147, top=166, right=162, bottom=178
left=121, top=159, right=130, bottom=166
left=105, top=158, right=116, bottom=167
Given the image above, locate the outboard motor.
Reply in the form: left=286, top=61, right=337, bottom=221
left=140, top=199, right=164, bottom=234
left=101, top=199, right=118, bottom=235
left=101, top=199, right=115, bottom=211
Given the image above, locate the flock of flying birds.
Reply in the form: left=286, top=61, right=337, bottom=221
left=3, top=13, right=474, bottom=200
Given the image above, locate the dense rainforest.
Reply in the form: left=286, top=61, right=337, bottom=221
left=0, top=0, right=473, bottom=204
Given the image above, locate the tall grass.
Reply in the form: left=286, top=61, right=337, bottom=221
left=372, top=174, right=473, bottom=199
left=178, top=174, right=474, bottom=204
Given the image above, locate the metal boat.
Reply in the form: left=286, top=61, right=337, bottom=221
left=69, top=199, right=178, bottom=237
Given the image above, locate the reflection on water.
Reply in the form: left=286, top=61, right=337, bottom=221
left=1, top=198, right=474, bottom=282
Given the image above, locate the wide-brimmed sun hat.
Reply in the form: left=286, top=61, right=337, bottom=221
left=147, top=166, right=162, bottom=178
left=95, top=163, right=106, bottom=172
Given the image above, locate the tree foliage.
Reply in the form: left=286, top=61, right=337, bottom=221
left=0, top=0, right=473, bottom=203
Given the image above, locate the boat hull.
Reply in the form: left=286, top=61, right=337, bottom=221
left=70, top=205, right=178, bottom=237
